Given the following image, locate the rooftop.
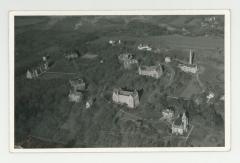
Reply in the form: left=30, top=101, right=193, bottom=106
left=173, top=116, right=182, bottom=126
left=69, top=78, right=85, bottom=85
left=140, top=65, right=162, bottom=72
left=113, top=88, right=138, bottom=96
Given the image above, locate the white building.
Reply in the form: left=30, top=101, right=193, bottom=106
left=68, top=90, right=83, bottom=103
left=109, top=39, right=121, bottom=45
left=65, top=52, right=78, bottom=60
left=138, top=64, right=163, bottom=79
left=112, top=88, right=140, bottom=108
left=109, top=40, right=115, bottom=45
left=42, top=56, right=47, bottom=62
left=178, top=49, right=198, bottom=74
left=86, top=98, right=94, bottom=109
left=178, top=64, right=198, bottom=74
left=207, top=92, right=215, bottom=103
left=26, top=70, right=34, bottom=79
left=137, top=44, right=152, bottom=51
left=165, top=57, right=171, bottom=63
left=162, top=109, right=174, bottom=120
left=172, top=112, right=189, bottom=135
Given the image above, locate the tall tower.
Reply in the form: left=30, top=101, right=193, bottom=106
left=182, top=112, right=189, bottom=132
left=189, top=49, right=194, bottom=65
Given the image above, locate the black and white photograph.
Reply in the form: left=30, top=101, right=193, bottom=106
left=9, top=10, right=230, bottom=152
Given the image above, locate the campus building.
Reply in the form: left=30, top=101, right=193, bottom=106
left=172, top=112, right=189, bottom=135
left=138, top=64, right=163, bottom=79
left=178, top=49, right=198, bottom=74
left=112, top=88, right=140, bottom=108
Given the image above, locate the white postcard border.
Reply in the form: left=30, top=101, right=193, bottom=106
left=9, top=10, right=231, bottom=152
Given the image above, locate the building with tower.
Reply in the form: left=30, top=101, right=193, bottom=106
left=172, top=112, right=189, bottom=135
left=178, top=49, right=198, bottom=74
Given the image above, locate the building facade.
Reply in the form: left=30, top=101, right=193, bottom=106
left=178, top=49, right=198, bottom=74
left=112, top=88, right=140, bottom=108
left=138, top=64, right=163, bottom=79
left=172, top=112, right=189, bottom=135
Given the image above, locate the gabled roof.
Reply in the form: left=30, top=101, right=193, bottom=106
left=113, top=88, right=138, bottom=96
left=173, top=116, right=182, bottom=126
left=69, top=78, right=85, bottom=85
left=139, top=64, right=162, bottom=72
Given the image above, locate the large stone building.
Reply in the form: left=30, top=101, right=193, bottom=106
left=172, top=112, right=189, bottom=135
left=178, top=49, right=198, bottom=74
left=112, top=88, right=140, bottom=108
left=138, top=64, right=163, bottom=79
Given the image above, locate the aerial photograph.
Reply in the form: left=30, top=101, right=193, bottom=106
left=14, top=15, right=225, bottom=148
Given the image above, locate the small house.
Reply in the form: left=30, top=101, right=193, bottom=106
left=162, top=108, right=174, bottom=120
left=137, top=44, right=152, bottom=51
left=165, top=57, right=171, bottom=63
left=69, top=78, right=86, bottom=92
left=86, top=97, right=95, bottom=109
left=68, top=90, right=83, bottom=103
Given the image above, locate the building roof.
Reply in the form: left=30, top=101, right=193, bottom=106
left=162, top=109, right=174, bottom=114
left=178, top=63, right=197, bottom=68
left=69, top=89, right=83, bottom=95
left=173, top=116, right=182, bottom=126
left=140, top=65, right=162, bottom=72
left=113, top=88, right=138, bottom=96
left=69, top=78, right=85, bottom=86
